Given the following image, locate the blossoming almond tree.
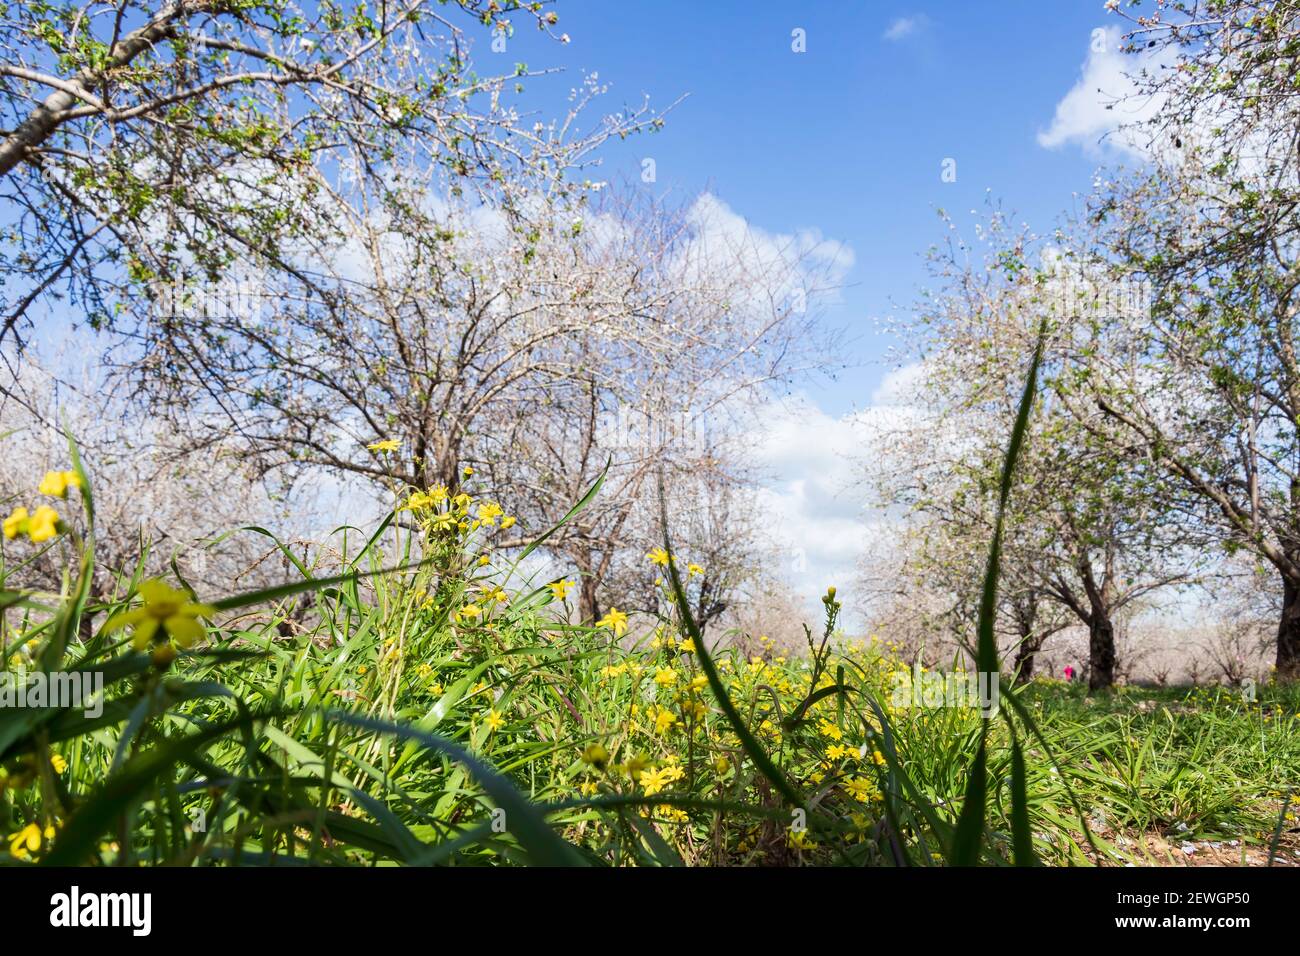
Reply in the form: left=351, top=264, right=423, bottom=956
left=876, top=210, right=1199, bottom=690
left=1067, top=1, right=1300, bottom=678
left=0, top=0, right=627, bottom=347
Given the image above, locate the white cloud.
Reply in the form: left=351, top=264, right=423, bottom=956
left=883, top=16, right=924, bottom=42
left=1037, top=26, right=1172, bottom=159
left=871, top=362, right=926, bottom=406
left=678, top=192, right=855, bottom=303
left=749, top=370, right=926, bottom=626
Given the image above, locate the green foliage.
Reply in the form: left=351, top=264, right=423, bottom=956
left=0, top=431, right=1295, bottom=867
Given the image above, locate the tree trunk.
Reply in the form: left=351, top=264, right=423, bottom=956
left=579, top=576, right=599, bottom=626
left=1087, top=613, right=1117, bottom=692
left=1012, top=639, right=1037, bottom=686
left=1276, top=574, right=1300, bottom=681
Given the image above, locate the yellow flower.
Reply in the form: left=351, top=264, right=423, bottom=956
left=679, top=638, right=696, bottom=654
left=27, top=505, right=61, bottom=543
left=455, top=603, right=483, bottom=623
left=581, top=743, right=609, bottom=769
left=817, top=718, right=843, bottom=741
left=50, top=753, right=67, bottom=774
left=597, top=608, right=628, bottom=637
left=787, top=828, right=818, bottom=851
left=654, top=667, right=678, bottom=687
left=657, top=805, right=690, bottom=823
left=102, top=579, right=215, bottom=650
left=624, top=753, right=650, bottom=782
left=638, top=766, right=675, bottom=796
left=7, top=822, right=42, bottom=860
left=462, top=466, right=475, bottom=477
left=38, top=470, right=81, bottom=499
left=653, top=707, right=677, bottom=734
left=844, top=776, right=880, bottom=803
left=477, top=501, right=503, bottom=526
left=485, top=709, right=505, bottom=732
left=548, top=580, right=572, bottom=601
left=3, top=506, right=29, bottom=539
left=500, top=515, right=516, bottom=529
left=687, top=563, right=704, bottom=577
left=647, top=547, right=670, bottom=567
left=367, top=438, right=400, bottom=453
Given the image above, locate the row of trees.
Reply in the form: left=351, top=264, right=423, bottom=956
left=0, top=1, right=837, bottom=628
left=872, top=0, right=1300, bottom=688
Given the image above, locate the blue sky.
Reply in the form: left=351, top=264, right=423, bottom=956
left=505, top=1, right=1122, bottom=417
left=16, top=2, right=1147, bottom=622
left=501, top=2, right=1160, bottom=617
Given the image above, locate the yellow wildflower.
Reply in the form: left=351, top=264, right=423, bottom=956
left=102, top=579, right=215, bottom=650
left=653, top=707, right=677, bottom=734
left=3, top=507, right=29, bottom=539
left=625, top=754, right=649, bottom=781
left=787, top=828, right=818, bottom=850
left=597, top=608, right=628, bottom=637
left=638, top=766, right=676, bottom=796
left=7, top=822, right=42, bottom=860
left=549, top=580, right=572, bottom=601
left=25, top=505, right=61, bottom=543
left=367, top=438, right=400, bottom=453
left=581, top=743, right=609, bottom=769
left=38, top=470, right=81, bottom=499
left=817, top=718, right=843, bottom=741
left=844, top=776, right=880, bottom=803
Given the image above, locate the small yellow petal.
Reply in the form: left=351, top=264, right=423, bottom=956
left=165, top=614, right=205, bottom=648
left=130, top=618, right=160, bottom=650
left=102, top=608, right=147, bottom=634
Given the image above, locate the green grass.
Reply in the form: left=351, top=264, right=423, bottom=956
left=1, top=387, right=1296, bottom=866
left=3, top=491, right=1295, bottom=866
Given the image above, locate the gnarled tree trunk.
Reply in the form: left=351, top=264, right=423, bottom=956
left=1276, top=574, right=1300, bottom=681
left=1013, top=637, right=1040, bottom=685
left=1087, top=613, right=1117, bottom=692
